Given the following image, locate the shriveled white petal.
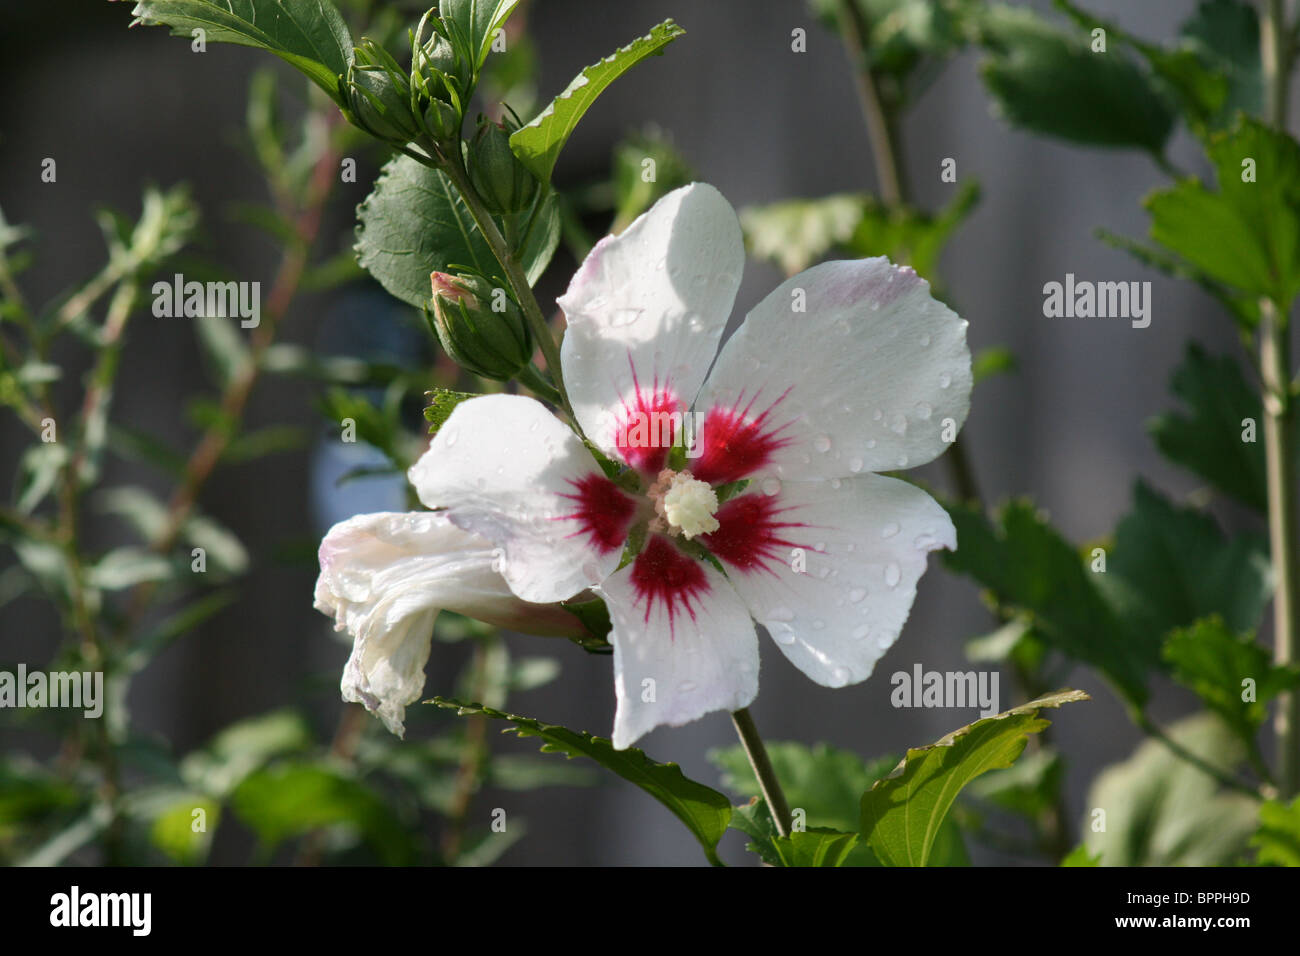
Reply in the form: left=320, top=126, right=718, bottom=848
left=718, top=475, right=955, bottom=688
left=557, top=183, right=744, bottom=467
left=696, top=258, right=971, bottom=480
left=599, top=541, right=758, bottom=750
left=408, top=394, right=632, bottom=604
left=315, top=511, right=583, bottom=736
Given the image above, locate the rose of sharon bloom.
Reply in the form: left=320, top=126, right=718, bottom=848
left=402, top=183, right=973, bottom=749
left=315, top=511, right=587, bottom=735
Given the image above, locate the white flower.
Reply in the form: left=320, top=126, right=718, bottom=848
left=314, top=511, right=585, bottom=736
left=406, top=183, right=973, bottom=749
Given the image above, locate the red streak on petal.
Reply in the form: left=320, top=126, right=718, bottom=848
left=701, top=493, right=811, bottom=576
left=557, top=474, right=637, bottom=554
left=692, top=390, right=796, bottom=485
left=630, top=535, right=710, bottom=633
left=613, top=359, right=681, bottom=473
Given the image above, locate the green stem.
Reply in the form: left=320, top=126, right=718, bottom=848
left=435, top=157, right=576, bottom=424
left=836, top=0, right=905, bottom=206
left=1136, top=712, right=1266, bottom=800
left=731, top=708, right=793, bottom=838
left=1261, top=0, right=1300, bottom=800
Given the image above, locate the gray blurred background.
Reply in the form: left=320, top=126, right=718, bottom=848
left=0, top=0, right=1268, bottom=864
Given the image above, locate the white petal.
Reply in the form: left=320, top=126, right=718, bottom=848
left=557, top=183, right=744, bottom=470
left=696, top=258, right=971, bottom=481
left=707, top=475, right=955, bottom=688
left=315, top=511, right=584, bottom=736
left=599, top=537, right=759, bottom=749
left=408, top=394, right=636, bottom=603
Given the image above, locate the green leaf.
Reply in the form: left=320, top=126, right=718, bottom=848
left=1251, top=797, right=1300, bottom=866
left=972, top=345, right=1018, bottom=385
left=1149, top=343, right=1267, bottom=510
left=741, top=194, right=867, bottom=277
left=1179, top=0, right=1262, bottom=122
left=1084, top=713, right=1258, bottom=865
left=975, top=4, right=1175, bottom=154
left=860, top=689, right=1088, bottom=866
left=86, top=547, right=175, bottom=590
left=1163, top=616, right=1300, bottom=743
left=1146, top=118, right=1300, bottom=306
left=1061, top=845, right=1101, bottom=866
left=423, top=387, right=480, bottom=436
left=1099, top=481, right=1271, bottom=642
left=430, top=696, right=731, bottom=865
left=845, top=181, right=982, bottom=281
left=441, top=0, right=521, bottom=76
left=129, top=0, right=354, bottom=103
left=772, top=829, right=861, bottom=867
left=611, top=127, right=694, bottom=233
left=180, top=709, right=312, bottom=798
left=355, top=156, right=559, bottom=308
left=509, top=20, right=686, bottom=183
left=944, top=500, right=1153, bottom=706
left=148, top=792, right=220, bottom=865
left=709, top=740, right=895, bottom=835
left=231, top=762, right=414, bottom=864
left=967, top=746, right=1063, bottom=819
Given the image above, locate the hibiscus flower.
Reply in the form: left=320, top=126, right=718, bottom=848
left=317, top=182, right=972, bottom=749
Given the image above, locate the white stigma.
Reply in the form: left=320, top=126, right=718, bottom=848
left=661, top=471, right=720, bottom=539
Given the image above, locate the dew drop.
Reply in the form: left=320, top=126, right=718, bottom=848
left=919, top=332, right=931, bottom=347
left=829, top=666, right=851, bottom=688
left=609, top=307, right=643, bottom=327
left=897, top=455, right=909, bottom=467
left=884, top=562, right=901, bottom=587
left=880, top=522, right=900, bottom=539
left=814, top=434, right=832, bottom=453
left=830, top=477, right=842, bottom=489
left=443, top=428, right=459, bottom=447
left=770, top=606, right=795, bottom=622
left=852, top=624, right=871, bottom=640
left=848, top=587, right=866, bottom=604
left=939, top=372, right=952, bottom=389
left=915, top=402, right=932, bottom=421
left=848, top=458, right=864, bottom=473
left=761, top=477, right=782, bottom=496
left=774, top=630, right=796, bottom=646
left=678, top=679, right=697, bottom=693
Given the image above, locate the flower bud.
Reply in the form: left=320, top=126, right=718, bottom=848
left=429, top=272, right=532, bottom=381
left=421, top=98, right=461, bottom=145
left=467, top=120, right=540, bottom=214
left=347, top=61, right=420, bottom=145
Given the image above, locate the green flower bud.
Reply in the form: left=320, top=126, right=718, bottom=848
left=347, top=62, right=420, bottom=145
left=467, top=120, right=540, bottom=214
left=413, top=35, right=464, bottom=101
left=429, top=272, right=533, bottom=381
left=421, top=98, right=461, bottom=145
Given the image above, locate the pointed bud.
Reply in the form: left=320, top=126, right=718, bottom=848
left=347, top=60, right=420, bottom=145
left=467, top=119, right=540, bottom=214
left=429, top=272, right=532, bottom=381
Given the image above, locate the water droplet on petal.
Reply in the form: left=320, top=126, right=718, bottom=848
left=939, top=372, right=952, bottom=389
left=770, top=606, right=795, bottom=622
left=444, top=428, right=459, bottom=447
left=678, top=679, right=696, bottom=693
left=866, top=439, right=877, bottom=449
left=881, top=522, right=900, bottom=539
left=848, top=458, right=864, bottom=473
left=830, top=477, right=842, bottom=489
left=774, top=630, right=796, bottom=646
left=915, top=402, right=932, bottom=420
left=761, top=477, right=782, bottom=496
left=897, top=455, right=909, bottom=467
left=609, top=307, right=643, bottom=327
left=884, top=562, right=901, bottom=587
left=849, top=588, right=866, bottom=604
left=919, top=332, right=931, bottom=347
left=814, top=434, right=832, bottom=453
left=829, top=666, right=851, bottom=687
